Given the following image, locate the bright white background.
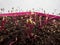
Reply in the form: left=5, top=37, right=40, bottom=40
left=0, top=0, right=60, bottom=15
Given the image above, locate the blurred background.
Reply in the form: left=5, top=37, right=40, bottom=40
left=0, top=0, right=60, bottom=15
